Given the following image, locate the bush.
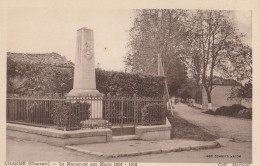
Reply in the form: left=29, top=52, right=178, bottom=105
left=215, top=104, right=246, bottom=116
left=141, top=103, right=166, bottom=125
left=103, top=98, right=143, bottom=124
left=233, top=108, right=252, bottom=119
left=51, top=101, right=91, bottom=130
left=204, top=104, right=251, bottom=119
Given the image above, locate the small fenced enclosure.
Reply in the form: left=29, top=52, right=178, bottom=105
left=7, top=95, right=166, bottom=131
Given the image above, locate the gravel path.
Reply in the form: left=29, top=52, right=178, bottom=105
left=174, top=103, right=252, bottom=142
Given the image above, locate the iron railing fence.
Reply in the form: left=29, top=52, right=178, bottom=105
left=103, top=95, right=166, bottom=126
left=7, top=95, right=166, bottom=131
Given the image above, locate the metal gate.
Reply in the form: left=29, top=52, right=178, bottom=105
left=103, top=95, right=166, bottom=129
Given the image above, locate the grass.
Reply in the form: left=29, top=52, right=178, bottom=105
left=166, top=110, right=218, bottom=141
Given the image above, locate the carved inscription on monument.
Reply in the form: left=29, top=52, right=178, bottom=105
left=82, top=41, right=94, bottom=61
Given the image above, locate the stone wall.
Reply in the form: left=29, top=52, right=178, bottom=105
left=7, top=123, right=112, bottom=146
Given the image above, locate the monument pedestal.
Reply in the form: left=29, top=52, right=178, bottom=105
left=67, top=90, right=104, bottom=119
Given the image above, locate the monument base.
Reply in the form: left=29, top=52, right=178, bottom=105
left=66, top=89, right=104, bottom=97
left=66, top=89, right=104, bottom=119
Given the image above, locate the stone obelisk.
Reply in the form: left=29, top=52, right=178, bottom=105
left=68, top=27, right=101, bottom=96
left=67, top=27, right=103, bottom=118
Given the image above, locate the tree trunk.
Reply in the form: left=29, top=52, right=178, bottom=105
left=206, top=91, right=212, bottom=111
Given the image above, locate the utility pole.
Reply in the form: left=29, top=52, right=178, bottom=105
left=158, top=53, right=174, bottom=113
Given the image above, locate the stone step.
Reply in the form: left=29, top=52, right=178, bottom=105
left=112, top=135, right=138, bottom=141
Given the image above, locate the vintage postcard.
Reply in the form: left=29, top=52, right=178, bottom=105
left=1, top=0, right=259, bottom=165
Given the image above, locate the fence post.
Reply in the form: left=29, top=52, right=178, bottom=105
left=163, top=96, right=167, bottom=125
left=133, top=94, right=137, bottom=126
left=121, top=96, right=124, bottom=128
left=105, top=94, right=111, bottom=128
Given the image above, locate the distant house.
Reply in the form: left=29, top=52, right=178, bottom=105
left=202, top=77, right=251, bottom=110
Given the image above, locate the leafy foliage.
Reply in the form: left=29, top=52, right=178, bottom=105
left=166, top=59, right=188, bottom=97
left=7, top=53, right=165, bottom=98
left=215, top=104, right=246, bottom=116
left=229, top=82, right=252, bottom=99
left=125, top=9, right=188, bottom=74
left=125, top=9, right=189, bottom=98
left=204, top=104, right=251, bottom=119
left=141, top=103, right=166, bottom=125
left=96, top=69, right=165, bottom=97
left=51, top=101, right=91, bottom=130
left=184, top=10, right=252, bottom=104
left=226, top=45, right=252, bottom=82
left=126, top=10, right=252, bottom=104
left=7, top=54, right=74, bottom=95
left=7, top=98, right=91, bottom=130
left=176, top=78, right=201, bottom=100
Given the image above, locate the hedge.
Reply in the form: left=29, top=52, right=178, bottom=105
left=7, top=56, right=165, bottom=98
left=96, top=69, right=165, bottom=97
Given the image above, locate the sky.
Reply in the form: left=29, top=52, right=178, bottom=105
left=233, top=10, right=252, bottom=46
left=7, top=8, right=252, bottom=71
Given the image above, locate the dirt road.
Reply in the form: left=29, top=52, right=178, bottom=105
left=174, top=103, right=252, bottom=142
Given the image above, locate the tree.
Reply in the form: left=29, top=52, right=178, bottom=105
left=176, top=78, right=197, bottom=99
left=221, top=44, right=252, bottom=83
left=229, top=81, right=252, bottom=100
left=184, top=10, right=250, bottom=110
left=125, top=9, right=189, bottom=96
left=125, top=9, right=252, bottom=108
left=167, top=59, right=188, bottom=96
left=224, top=44, right=252, bottom=100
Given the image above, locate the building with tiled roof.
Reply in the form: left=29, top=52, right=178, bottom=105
left=201, top=77, right=250, bottom=110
